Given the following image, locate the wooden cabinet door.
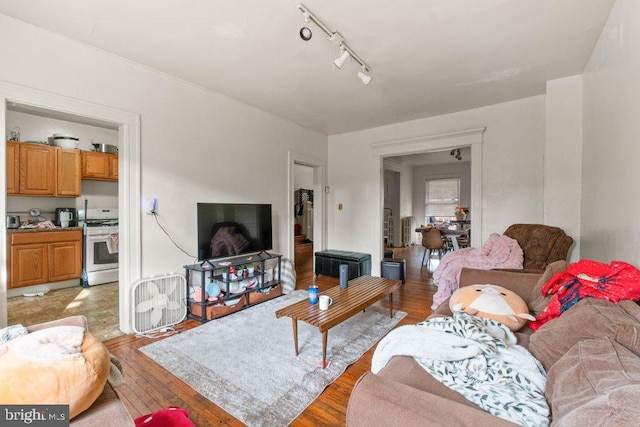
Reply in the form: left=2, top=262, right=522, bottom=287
left=109, top=154, right=118, bottom=180
left=82, top=151, right=111, bottom=180
left=55, top=148, right=81, bottom=197
left=6, top=141, right=19, bottom=195
left=19, top=144, right=56, bottom=195
left=9, top=243, right=48, bottom=288
left=48, top=241, right=82, bottom=281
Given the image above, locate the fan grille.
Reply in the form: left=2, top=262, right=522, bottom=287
left=132, top=273, right=187, bottom=334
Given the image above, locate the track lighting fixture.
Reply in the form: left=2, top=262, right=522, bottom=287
left=334, top=47, right=350, bottom=69
left=450, top=149, right=462, bottom=161
left=299, top=26, right=312, bottom=41
left=357, top=67, right=372, bottom=85
left=299, top=10, right=312, bottom=40
left=297, top=3, right=372, bottom=85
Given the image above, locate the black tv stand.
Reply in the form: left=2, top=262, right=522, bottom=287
left=185, top=252, right=283, bottom=323
left=199, top=259, right=216, bottom=269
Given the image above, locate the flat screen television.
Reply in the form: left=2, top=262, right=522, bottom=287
left=197, top=203, right=273, bottom=261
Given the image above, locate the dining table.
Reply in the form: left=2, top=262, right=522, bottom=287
left=416, top=226, right=471, bottom=251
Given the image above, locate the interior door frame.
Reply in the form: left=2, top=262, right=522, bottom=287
left=371, top=128, right=485, bottom=257
left=0, top=80, right=141, bottom=332
left=287, top=151, right=326, bottom=266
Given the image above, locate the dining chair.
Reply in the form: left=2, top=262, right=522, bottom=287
left=421, top=228, right=445, bottom=270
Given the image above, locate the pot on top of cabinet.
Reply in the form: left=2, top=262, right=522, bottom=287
left=91, top=142, right=118, bottom=154
left=53, top=133, right=79, bottom=149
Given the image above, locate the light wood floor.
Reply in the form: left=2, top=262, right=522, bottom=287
left=104, top=245, right=437, bottom=426
left=7, top=282, right=123, bottom=342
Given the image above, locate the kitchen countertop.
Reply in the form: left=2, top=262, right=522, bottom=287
left=7, top=226, right=83, bottom=233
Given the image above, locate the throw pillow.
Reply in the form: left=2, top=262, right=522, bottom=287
left=135, top=406, right=196, bottom=427
left=528, top=260, right=568, bottom=317
left=0, top=326, right=110, bottom=419
left=546, top=337, right=640, bottom=426
left=449, top=284, right=534, bottom=331
left=529, top=298, right=640, bottom=371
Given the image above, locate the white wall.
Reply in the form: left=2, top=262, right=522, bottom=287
left=399, top=162, right=413, bottom=221
left=0, top=14, right=327, bottom=325
left=544, top=75, right=583, bottom=261
left=412, top=161, right=471, bottom=227
left=581, top=0, right=640, bottom=264
left=293, top=163, right=314, bottom=190
left=328, top=96, right=545, bottom=274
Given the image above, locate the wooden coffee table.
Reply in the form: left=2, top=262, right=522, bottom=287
left=275, top=275, right=402, bottom=368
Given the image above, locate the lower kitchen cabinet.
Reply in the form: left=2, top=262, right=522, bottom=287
left=7, top=229, right=83, bottom=288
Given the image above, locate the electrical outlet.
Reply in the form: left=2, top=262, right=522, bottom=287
left=143, top=197, right=157, bottom=215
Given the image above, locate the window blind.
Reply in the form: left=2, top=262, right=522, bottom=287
left=425, top=178, right=460, bottom=218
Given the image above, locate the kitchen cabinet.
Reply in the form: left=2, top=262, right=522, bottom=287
left=82, top=151, right=118, bottom=181
left=6, top=141, right=19, bottom=195
left=5, top=142, right=81, bottom=197
left=7, top=229, right=83, bottom=288
left=55, top=148, right=82, bottom=197
left=110, top=154, right=118, bottom=180
left=19, top=143, right=56, bottom=195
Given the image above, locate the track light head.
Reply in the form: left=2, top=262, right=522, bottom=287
left=299, top=26, right=312, bottom=41
left=334, top=48, right=350, bottom=69
left=303, top=10, right=311, bottom=23
left=357, top=67, right=372, bottom=85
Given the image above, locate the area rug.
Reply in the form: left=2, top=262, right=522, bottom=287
left=140, top=290, right=406, bottom=427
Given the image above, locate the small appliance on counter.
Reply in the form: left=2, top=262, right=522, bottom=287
left=54, top=208, right=78, bottom=227
left=6, top=215, right=20, bottom=229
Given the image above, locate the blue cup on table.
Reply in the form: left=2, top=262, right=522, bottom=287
left=309, top=285, right=319, bottom=304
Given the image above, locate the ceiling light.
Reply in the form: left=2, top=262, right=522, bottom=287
left=450, top=148, right=462, bottom=160
left=357, top=67, right=372, bottom=85
left=334, top=47, right=350, bottom=69
left=299, top=27, right=312, bottom=41
left=297, top=3, right=372, bottom=85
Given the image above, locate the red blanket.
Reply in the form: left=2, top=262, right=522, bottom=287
left=530, top=260, right=640, bottom=330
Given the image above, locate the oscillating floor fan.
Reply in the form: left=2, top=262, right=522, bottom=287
left=132, top=273, right=187, bottom=334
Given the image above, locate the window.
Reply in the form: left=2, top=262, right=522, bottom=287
left=425, top=178, right=460, bottom=223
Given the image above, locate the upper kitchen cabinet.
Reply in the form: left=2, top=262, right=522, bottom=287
left=56, top=148, right=82, bottom=197
left=82, top=151, right=118, bottom=182
left=19, top=143, right=56, bottom=195
left=6, top=141, right=19, bottom=195
left=5, top=142, right=82, bottom=197
left=110, top=154, right=118, bottom=180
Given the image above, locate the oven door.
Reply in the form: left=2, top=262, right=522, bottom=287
left=86, top=232, right=119, bottom=272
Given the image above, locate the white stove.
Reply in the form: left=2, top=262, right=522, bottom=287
left=79, top=208, right=119, bottom=286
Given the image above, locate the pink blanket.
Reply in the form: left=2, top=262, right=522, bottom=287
left=431, top=233, right=523, bottom=309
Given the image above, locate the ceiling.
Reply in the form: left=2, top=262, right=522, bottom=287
left=0, top=0, right=615, bottom=135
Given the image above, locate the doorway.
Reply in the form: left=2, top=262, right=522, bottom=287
left=288, top=152, right=326, bottom=289
left=293, top=163, right=315, bottom=282
left=1, top=81, right=141, bottom=333
left=371, top=128, right=485, bottom=261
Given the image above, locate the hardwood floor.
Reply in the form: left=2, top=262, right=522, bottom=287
left=105, top=245, right=437, bottom=426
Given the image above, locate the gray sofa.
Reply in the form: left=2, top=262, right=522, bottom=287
left=347, top=261, right=640, bottom=426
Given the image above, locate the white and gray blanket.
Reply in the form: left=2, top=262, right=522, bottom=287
left=372, top=313, right=549, bottom=427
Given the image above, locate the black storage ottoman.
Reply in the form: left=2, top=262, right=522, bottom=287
left=315, top=250, right=372, bottom=280
left=381, top=258, right=406, bottom=284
